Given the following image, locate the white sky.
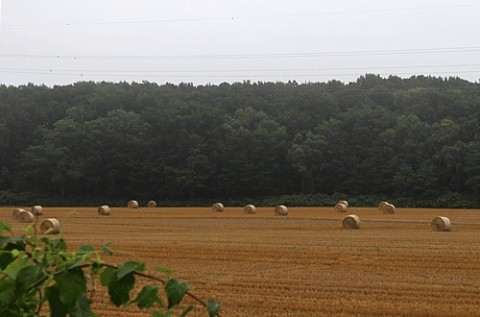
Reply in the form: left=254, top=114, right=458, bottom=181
left=1, top=0, right=480, bottom=86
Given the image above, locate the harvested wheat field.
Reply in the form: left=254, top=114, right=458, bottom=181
left=2, top=206, right=480, bottom=317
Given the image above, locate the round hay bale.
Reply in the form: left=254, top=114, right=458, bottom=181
left=147, top=200, right=157, bottom=208
left=334, top=202, right=348, bottom=213
left=12, top=208, right=26, bottom=220
left=40, top=218, right=60, bottom=234
left=337, top=200, right=349, bottom=207
left=31, top=205, right=43, bottom=216
left=383, top=203, right=396, bottom=214
left=274, top=205, right=288, bottom=216
left=244, top=204, right=256, bottom=214
left=212, top=202, right=224, bottom=212
left=17, top=210, right=35, bottom=223
left=431, top=216, right=451, bottom=232
left=378, top=201, right=389, bottom=211
left=98, top=205, right=111, bottom=216
left=342, top=214, right=361, bottom=229
left=127, top=200, right=139, bottom=208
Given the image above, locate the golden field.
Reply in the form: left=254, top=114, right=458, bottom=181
left=2, top=206, right=480, bottom=317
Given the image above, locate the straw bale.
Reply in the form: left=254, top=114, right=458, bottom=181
left=378, top=201, right=389, bottom=211
left=342, top=214, right=361, bottom=229
left=431, top=216, right=452, bottom=232
left=128, top=200, right=139, bottom=208
left=12, top=208, right=25, bottom=220
left=337, top=200, right=349, bottom=207
left=243, top=204, right=256, bottom=214
left=274, top=205, right=288, bottom=216
left=211, top=202, right=224, bottom=212
left=31, top=205, right=43, bottom=216
left=40, top=218, right=60, bottom=234
left=335, top=202, right=348, bottom=213
left=383, top=203, right=396, bottom=214
left=18, top=210, right=34, bottom=223
left=147, top=200, right=157, bottom=208
left=98, top=205, right=111, bottom=216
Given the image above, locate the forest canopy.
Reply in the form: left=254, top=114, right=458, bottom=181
left=1, top=74, right=479, bottom=207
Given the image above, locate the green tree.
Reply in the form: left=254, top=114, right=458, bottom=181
left=19, top=118, right=86, bottom=198
left=286, top=132, right=326, bottom=193
left=464, top=141, right=480, bottom=194
left=218, top=107, right=287, bottom=197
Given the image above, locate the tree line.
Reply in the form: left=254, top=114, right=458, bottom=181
left=1, top=75, right=480, bottom=207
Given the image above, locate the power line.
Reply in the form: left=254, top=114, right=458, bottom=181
left=3, top=3, right=480, bottom=27
left=0, top=68, right=478, bottom=79
left=1, top=63, right=479, bottom=74
left=1, top=46, right=480, bottom=61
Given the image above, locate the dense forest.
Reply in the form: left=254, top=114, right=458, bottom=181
left=1, top=74, right=480, bottom=207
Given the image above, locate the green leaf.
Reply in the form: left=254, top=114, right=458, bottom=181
left=133, top=285, right=163, bottom=309
left=76, top=245, right=95, bottom=259
left=155, top=266, right=173, bottom=276
left=55, top=267, right=87, bottom=306
left=207, top=299, right=222, bottom=317
left=2, top=259, right=26, bottom=280
left=10, top=249, right=20, bottom=258
left=46, top=285, right=68, bottom=317
left=0, top=240, right=25, bottom=270
left=0, top=251, right=14, bottom=271
left=70, top=296, right=92, bottom=317
left=15, top=264, right=41, bottom=295
left=107, top=272, right=135, bottom=306
left=164, top=279, right=190, bottom=309
left=179, top=305, right=194, bottom=317
left=0, top=237, right=24, bottom=245
left=100, top=267, right=116, bottom=286
left=0, top=279, right=14, bottom=294
left=0, top=280, right=15, bottom=310
left=101, top=242, right=113, bottom=255
left=116, top=261, right=145, bottom=279
left=42, top=237, right=67, bottom=253
left=0, top=221, right=12, bottom=235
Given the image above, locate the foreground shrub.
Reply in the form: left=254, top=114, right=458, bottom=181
left=0, top=220, right=221, bottom=317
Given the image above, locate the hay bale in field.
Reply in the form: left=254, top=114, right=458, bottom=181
left=212, top=202, right=224, bottom=212
left=147, top=200, right=157, bottom=208
left=12, top=208, right=25, bottom=220
left=431, top=216, right=451, bottom=232
left=274, top=205, right=288, bottom=216
left=244, top=204, right=256, bottom=214
left=378, top=201, right=389, bottom=211
left=17, top=210, right=34, bottom=223
left=383, top=203, right=396, bottom=214
left=98, top=205, right=111, bottom=216
left=31, top=205, right=43, bottom=216
left=334, top=201, right=348, bottom=213
left=342, top=214, right=361, bottom=229
left=40, top=218, right=60, bottom=234
left=337, top=200, right=349, bottom=207
left=128, top=200, right=139, bottom=208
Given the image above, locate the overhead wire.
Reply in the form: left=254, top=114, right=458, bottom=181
left=2, top=3, right=480, bottom=27
left=1, top=63, right=479, bottom=75
left=1, top=46, right=480, bottom=60
left=0, top=69, right=478, bottom=79
left=1, top=3, right=478, bottom=82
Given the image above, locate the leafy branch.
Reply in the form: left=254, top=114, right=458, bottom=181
left=0, top=220, right=221, bottom=317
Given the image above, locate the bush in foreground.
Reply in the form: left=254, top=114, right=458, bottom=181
left=0, top=220, right=221, bottom=317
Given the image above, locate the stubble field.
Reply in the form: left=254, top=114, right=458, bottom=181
left=2, top=206, right=480, bottom=316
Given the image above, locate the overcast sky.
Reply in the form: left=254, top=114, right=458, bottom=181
left=1, top=0, right=480, bottom=86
